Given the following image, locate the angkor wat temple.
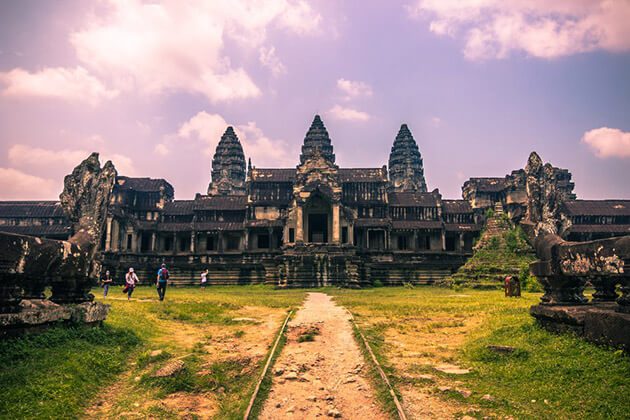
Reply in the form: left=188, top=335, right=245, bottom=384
left=1, top=115, right=629, bottom=286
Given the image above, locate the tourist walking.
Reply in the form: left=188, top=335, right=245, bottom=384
left=124, top=267, right=138, bottom=300
left=200, top=269, right=208, bottom=288
left=101, top=270, right=113, bottom=298
left=156, top=263, right=169, bottom=301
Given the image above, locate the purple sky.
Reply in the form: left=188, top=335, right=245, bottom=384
left=1, top=0, right=629, bottom=200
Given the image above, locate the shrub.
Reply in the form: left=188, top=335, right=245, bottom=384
left=373, top=279, right=384, bottom=287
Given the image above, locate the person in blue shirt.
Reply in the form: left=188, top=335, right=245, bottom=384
left=156, top=263, right=169, bottom=301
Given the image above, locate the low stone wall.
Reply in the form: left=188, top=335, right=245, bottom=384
left=102, top=248, right=467, bottom=287
left=0, top=300, right=109, bottom=338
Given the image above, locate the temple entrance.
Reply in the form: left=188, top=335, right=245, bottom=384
left=303, top=193, right=332, bottom=244
left=308, top=213, right=328, bottom=243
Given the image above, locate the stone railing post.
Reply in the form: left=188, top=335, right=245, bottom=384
left=591, top=276, right=619, bottom=302
left=617, top=260, right=630, bottom=313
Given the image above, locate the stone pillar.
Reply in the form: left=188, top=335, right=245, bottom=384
left=349, top=223, right=354, bottom=246
left=268, top=227, right=274, bottom=251
left=218, top=232, right=224, bottom=252
left=104, top=217, right=112, bottom=251
left=172, top=232, right=177, bottom=255
left=111, top=220, right=119, bottom=251
left=244, top=229, right=250, bottom=251
left=366, top=229, right=370, bottom=249
left=190, top=231, right=196, bottom=254
left=151, top=232, right=156, bottom=252
left=441, top=230, right=446, bottom=251
left=296, top=206, right=304, bottom=243
left=459, top=233, right=465, bottom=252
left=332, top=203, right=340, bottom=244
left=413, top=230, right=418, bottom=251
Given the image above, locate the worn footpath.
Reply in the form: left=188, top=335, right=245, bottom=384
left=259, top=292, right=388, bottom=419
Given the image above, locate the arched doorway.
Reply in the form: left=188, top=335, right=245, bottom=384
left=303, top=193, right=331, bottom=243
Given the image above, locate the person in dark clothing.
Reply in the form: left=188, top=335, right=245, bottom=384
left=100, top=270, right=113, bottom=298
left=156, top=263, right=169, bottom=301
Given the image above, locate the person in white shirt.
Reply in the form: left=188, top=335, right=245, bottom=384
left=125, top=267, right=139, bottom=300
left=200, top=269, right=208, bottom=289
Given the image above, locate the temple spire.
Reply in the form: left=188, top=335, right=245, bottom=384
left=388, top=124, right=427, bottom=192
left=299, top=115, right=335, bottom=164
left=207, top=126, right=246, bottom=196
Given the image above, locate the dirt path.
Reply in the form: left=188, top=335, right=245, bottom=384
left=259, top=292, right=389, bottom=420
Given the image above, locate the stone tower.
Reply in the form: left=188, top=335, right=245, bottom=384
left=388, top=124, right=427, bottom=192
left=300, top=115, right=335, bottom=164
left=207, top=126, right=246, bottom=196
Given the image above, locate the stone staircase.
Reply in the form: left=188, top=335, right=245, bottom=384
left=474, top=202, right=510, bottom=250
left=450, top=202, right=534, bottom=289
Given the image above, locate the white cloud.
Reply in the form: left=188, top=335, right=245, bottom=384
left=430, top=116, right=442, bottom=127
left=582, top=127, right=630, bottom=159
left=0, top=66, right=118, bottom=106
left=7, top=143, right=136, bottom=177
left=0, top=167, right=58, bottom=200
left=336, top=78, right=373, bottom=100
left=408, top=0, right=630, bottom=60
left=154, top=143, right=170, bottom=157
left=176, top=111, right=294, bottom=166
left=327, top=105, right=370, bottom=122
left=259, top=46, right=287, bottom=77
left=69, top=0, right=322, bottom=102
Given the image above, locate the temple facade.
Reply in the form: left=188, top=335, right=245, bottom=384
left=1, top=115, right=629, bottom=286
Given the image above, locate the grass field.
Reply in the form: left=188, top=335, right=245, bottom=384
left=0, top=285, right=305, bottom=419
left=1, top=285, right=628, bottom=419
left=329, top=287, right=630, bottom=419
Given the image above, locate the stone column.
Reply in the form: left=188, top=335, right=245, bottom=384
left=172, top=232, right=177, bottom=255
left=244, top=229, right=250, bottom=251
left=268, top=227, right=274, bottom=251
left=190, top=231, right=196, bottom=254
left=111, top=220, right=119, bottom=251
left=459, top=233, right=465, bottom=252
left=151, top=232, right=156, bottom=252
left=349, top=223, right=354, bottom=246
left=218, top=232, right=224, bottom=252
left=441, top=230, right=446, bottom=251
left=104, top=217, right=112, bottom=251
left=296, top=206, right=304, bottom=243
left=366, top=229, right=370, bottom=249
left=332, top=203, right=340, bottom=244
left=413, top=230, right=418, bottom=251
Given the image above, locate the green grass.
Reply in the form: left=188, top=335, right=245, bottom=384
left=0, top=325, right=140, bottom=418
left=0, top=285, right=305, bottom=420
left=329, top=287, right=630, bottom=420
left=4, top=285, right=628, bottom=419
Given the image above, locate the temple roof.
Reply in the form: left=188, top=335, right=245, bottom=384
left=442, top=200, right=473, bottom=213
left=300, top=115, right=335, bottom=164
left=163, top=200, right=195, bottom=215
left=249, top=167, right=388, bottom=183
left=115, top=176, right=173, bottom=194
left=388, top=192, right=439, bottom=207
left=564, top=200, right=630, bottom=216
left=338, top=168, right=387, bottom=183
left=0, top=224, right=71, bottom=237
left=194, top=195, right=247, bottom=210
left=0, top=201, right=66, bottom=218
left=250, top=168, right=296, bottom=182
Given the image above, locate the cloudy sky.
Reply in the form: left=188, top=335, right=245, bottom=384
left=0, top=0, right=629, bottom=200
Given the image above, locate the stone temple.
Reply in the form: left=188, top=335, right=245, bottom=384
left=1, top=115, right=629, bottom=287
